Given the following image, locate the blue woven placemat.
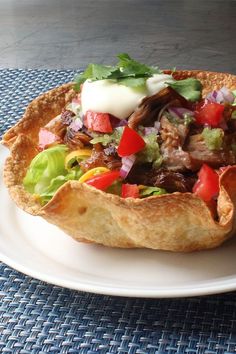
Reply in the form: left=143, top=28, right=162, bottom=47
left=1, top=69, right=236, bottom=354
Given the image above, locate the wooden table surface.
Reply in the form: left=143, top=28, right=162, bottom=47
left=0, top=0, right=235, bottom=73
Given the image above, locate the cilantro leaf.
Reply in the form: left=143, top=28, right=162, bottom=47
left=117, top=53, right=161, bottom=78
left=117, top=77, right=147, bottom=89
left=74, top=53, right=162, bottom=91
left=74, top=64, right=116, bottom=90
left=168, top=78, right=202, bottom=102
left=88, top=64, right=116, bottom=80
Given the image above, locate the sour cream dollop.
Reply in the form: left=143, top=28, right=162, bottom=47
left=81, top=74, right=173, bottom=119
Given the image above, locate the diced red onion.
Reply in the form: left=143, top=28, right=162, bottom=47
left=220, top=87, right=235, bottom=103
left=69, top=118, right=83, bottom=131
left=143, top=127, right=158, bottom=135
left=117, top=119, right=128, bottom=127
left=167, top=107, right=180, bottom=120
left=172, top=107, right=194, bottom=116
left=154, top=121, right=161, bottom=131
left=168, top=107, right=194, bottom=119
left=110, top=115, right=128, bottom=128
left=206, top=90, right=223, bottom=103
left=120, top=154, right=136, bottom=179
left=206, top=87, right=235, bottom=104
left=212, top=90, right=218, bottom=99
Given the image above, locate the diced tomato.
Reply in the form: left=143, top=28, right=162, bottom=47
left=194, top=102, right=225, bottom=127
left=84, top=110, right=113, bottom=133
left=121, top=184, right=139, bottom=198
left=117, top=126, right=146, bottom=157
left=193, top=164, right=219, bottom=202
left=38, top=128, right=60, bottom=150
left=85, top=170, right=120, bottom=190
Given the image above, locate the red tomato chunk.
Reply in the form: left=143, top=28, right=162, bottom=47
left=121, top=184, right=139, bottom=198
left=85, top=170, right=120, bottom=191
left=84, top=110, right=113, bottom=133
left=117, top=126, right=146, bottom=157
left=193, top=164, right=219, bottom=202
left=195, top=102, right=225, bottom=127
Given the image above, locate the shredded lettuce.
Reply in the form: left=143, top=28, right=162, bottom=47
left=136, top=133, right=163, bottom=168
left=201, top=127, right=224, bottom=151
left=23, top=145, right=82, bottom=204
left=140, top=186, right=167, bottom=197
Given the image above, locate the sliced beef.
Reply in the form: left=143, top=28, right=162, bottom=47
left=80, top=144, right=121, bottom=172
left=160, top=115, right=192, bottom=171
left=127, top=165, right=196, bottom=193
left=64, top=129, right=91, bottom=150
left=160, top=115, right=189, bottom=147
left=44, top=115, right=67, bottom=139
left=186, top=134, right=236, bottom=170
left=153, top=169, right=196, bottom=193
left=61, top=109, right=75, bottom=125
left=128, top=87, right=190, bottom=129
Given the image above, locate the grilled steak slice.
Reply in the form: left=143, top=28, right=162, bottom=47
left=80, top=144, right=121, bottom=172
left=64, top=129, right=91, bottom=150
left=128, top=87, right=190, bottom=129
left=128, top=165, right=196, bottom=193
left=160, top=115, right=191, bottom=171
left=44, top=115, right=67, bottom=139
left=61, top=109, right=75, bottom=125
left=186, top=134, right=236, bottom=170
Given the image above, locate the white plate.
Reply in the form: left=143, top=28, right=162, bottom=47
left=1, top=145, right=236, bottom=298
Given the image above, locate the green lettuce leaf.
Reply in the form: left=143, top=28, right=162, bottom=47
left=23, top=145, right=82, bottom=204
left=140, top=186, right=167, bottom=197
left=39, top=169, right=83, bottom=204
left=168, top=78, right=202, bottom=102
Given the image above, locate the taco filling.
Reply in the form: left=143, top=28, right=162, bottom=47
left=23, top=54, right=236, bottom=217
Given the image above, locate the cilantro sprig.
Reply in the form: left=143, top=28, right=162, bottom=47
left=74, top=53, right=161, bottom=91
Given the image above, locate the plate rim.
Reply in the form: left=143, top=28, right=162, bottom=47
left=1, top=250, right=236, bottom=298
left=1, top=145, right=236, bottom=298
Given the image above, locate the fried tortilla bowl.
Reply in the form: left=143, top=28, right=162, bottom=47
left=2, top=70, right=236, bottom=252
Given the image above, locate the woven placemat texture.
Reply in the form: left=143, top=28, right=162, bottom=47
left=1, top=69, right=236, bottom=354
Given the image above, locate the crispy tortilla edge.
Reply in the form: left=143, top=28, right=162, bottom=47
left=2, top=70, right=236, bottom=251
